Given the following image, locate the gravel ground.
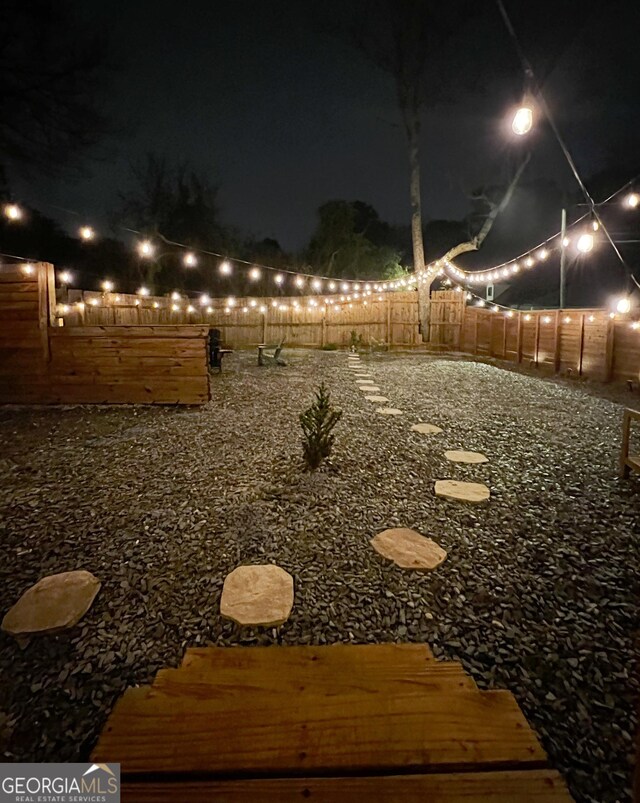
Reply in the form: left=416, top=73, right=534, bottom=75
left=0, top=349, right=638, bottom=802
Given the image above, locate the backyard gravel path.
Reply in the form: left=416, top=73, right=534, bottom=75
left=0, top=349, right=638, bottom=802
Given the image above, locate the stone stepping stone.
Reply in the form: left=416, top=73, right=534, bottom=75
left=360, top=386, right=381, bottom=392
left=371, top=528, right=447, bottom=571
left=435, top=480, right=490, bottom=504
left=1, top=570, right=101, bottom=641
left=444, top=450, right=488, bottom=464
left=411, top=423, right=443, bottom=435
left=355, top=379, right=375, bottom=384
left=377, top=407, right=402, bottom=415
left=220, top=565, right=294, bottom=627
left=365, top=395, right=389, bottom=402
left=354, top=373, right=373, bottom=378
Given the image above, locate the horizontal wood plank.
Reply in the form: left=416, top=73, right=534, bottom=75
left=120, top=770, right=573, bottom=802
left=92, top=688, right=546, bottom=774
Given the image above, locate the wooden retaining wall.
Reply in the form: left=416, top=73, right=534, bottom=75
left=56, top=289, right=422, bottom=349
left=0, top=264, right=210, bottom=405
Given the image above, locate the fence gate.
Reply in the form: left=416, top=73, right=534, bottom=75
left=428, top=290, right=466, bottom=348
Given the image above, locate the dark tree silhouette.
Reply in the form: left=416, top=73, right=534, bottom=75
left=0, top=0, right=112, bottom=180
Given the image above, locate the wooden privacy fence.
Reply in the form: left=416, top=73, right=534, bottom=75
left=56, top=288, right=421, bottom=348
left=0, top=263, right=210, bottom=405
left=460, top=306, right=640, bottom=383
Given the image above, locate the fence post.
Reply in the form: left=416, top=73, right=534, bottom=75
left=516, top=312, right=523, bottom=363
left=604, top=316, right=615, bottom=381
left=471, top=310, right=477, bottom=354
left=262, top=310, right=268, bottom=345
left=321, top=314, right=326, bottom=348
left=534, top=314, right=540, bottom=365
left=386, top=296, right=392, bottom=347
left=553, top=310, right=561, bottom=373
left=578, top=313, right=585, bottom=375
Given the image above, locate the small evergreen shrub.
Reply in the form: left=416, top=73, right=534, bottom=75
left=349, top=330, right=362, bottom=350
left=299, top=382, right=342, bottom=471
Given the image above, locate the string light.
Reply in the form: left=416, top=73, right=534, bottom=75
left=249, top=267, right=261, bottom=281
left=625, top=192, right=639, bottom=209
left=137, top=286, right=150, bottom=296
left=295, top=276, right=304, bottom=288
left=171, top=291, right=181, bottom=301
left=219, top=260, right=232, bottom=276
left=312, top=279, right=322, bottom=291
left=187, top=304, right=195, bottom=313
left=200, top=294, right=210, bottom=306
left=537, top=249, right=548, bottom=261
left=153, top=301, right=159, bottom=309
left=512, top=105, right=533, bottom=136
left=183, top=252, right=198, bottom=267
left=89, top=298, right=99, bottom=307
left=543, top=315, right=551, bottom=323
left=616, top=297, right=631, bottom=314
left=172, top=303, right=180, bottom=312
left=4, top=203, right=23, bottom=221
left=274, top=274, right=284, bottom=285
left=576, top=233, right=594, bottom=253
left=59, top=270, right=72, bottom=284
left=137, top=240, right=154, bottom=258
left=227, top=296, right=236, bottom=307
left=206, top=306, right=213, bottom=314
left=328, top=281, right=336, bottom=291
left=79, top=226, right=95, bottom=241
left=101, top=280, right=114, bottom=292
left=76, top=301, right=85, bottom=310
left=21, top=263, right=35, bottom=275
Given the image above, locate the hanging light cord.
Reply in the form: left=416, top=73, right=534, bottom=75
left=495, top=0, right=639, bottom=290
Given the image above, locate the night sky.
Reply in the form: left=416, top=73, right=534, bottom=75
left=10, top=0, right=640, bottom=261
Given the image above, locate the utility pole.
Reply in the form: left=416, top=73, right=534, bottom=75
left=559, top=207, right=567, bottom=309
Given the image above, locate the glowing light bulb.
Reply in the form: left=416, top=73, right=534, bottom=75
left=537, top=249, right=548, bottom=261
left=79, top=225, right=95, bottom=241
left=187, top=304, right=195, bottom=313
left=329, top=281, right=336, bottom=291
left=341, top=282, right=348, bottom=292
left=512, top=106, right=533, bottom=136
left=249, top=267, right=261, bottom=280
left=227, top=296, right=236, bottom=307
left=588, top=315, right=595, bottom=322
left=200, top=294, right=210, bottom=306
left=137, top=286, right=150, bottom=296
left=259, top=305, right=267, bottom=313
left=219, top=260, right=232, bottom=275
left=631, top=321, right=640, bottom=330
left=249, top=299, right=257, bottom=307
left=76, top=301, right=85, bottom=310
left=616, top=297, right=631, bottom=314
left=274, top=274, right=284, bottom=285
left=312, top=278, right=322, bottom=291
left=507, top=310, right=514, bottom=317
left=137, top=240, right=154, bottom=258
left=171, top=291, right=181, bottom=301
left=625, top=192, right=639, bottom=209
left=171, top=304, right=180, bottom=312
left=101, top=280, right=114, bottom=292
left=183, top=252, right=198, bottom=267
left=543, top=315, right=551, bottom=323
left=59, top=270, right=72, bottom=284
left=21, top=263, right=35, bottom=275
left=592, top=221, right=599, bottom=232
left=4, top=203, right=23, bottom=221
left=61, top=304, right=70, bottom=314
left=294, top=276, right=304, bottom=288
left=206, top=306, right=213, bottom=314
left=524, top=314, right=531, bottom=321
left=576, top=233, right=594, bottom=253
left=476, top=299, right=485, bottom=307
left=562, top=237, right=570, bottom=248
left=525, top=257, right=534, bottom=267
left=564, top=316, right=571, bottom=323
left=89, top=298, right=99, bottom=307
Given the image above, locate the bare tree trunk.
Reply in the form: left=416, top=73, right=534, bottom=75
left=403, top=107, right=432, bottom=342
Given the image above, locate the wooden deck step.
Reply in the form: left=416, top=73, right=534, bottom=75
left=92, top=644, right=573, bottom=801
left=121, top=770, right=572, bottom=802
